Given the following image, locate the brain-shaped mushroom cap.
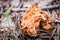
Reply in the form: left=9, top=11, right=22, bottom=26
left=21, top=4, right=52, bottom=37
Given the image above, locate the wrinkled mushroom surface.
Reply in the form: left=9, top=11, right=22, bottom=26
left=21, top=4, right=52, bottom=37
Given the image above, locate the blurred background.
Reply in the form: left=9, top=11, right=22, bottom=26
left=0, top=0, right=60, bottom=40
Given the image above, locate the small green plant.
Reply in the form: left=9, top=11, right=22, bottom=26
left=3, top=9, right=12, bottom=21
left=2, top=8, right=13, bottom=40
left=6, top=29, right=13, bottom=40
